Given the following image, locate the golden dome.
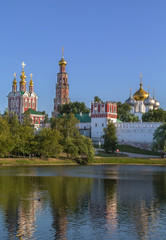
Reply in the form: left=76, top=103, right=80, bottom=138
left=59, top=57, right=67, bottom=65
left=13, top=73, right=17, bottom=86
left=133, top=73, right=149, bottom=101
left=29, top=73, right=33, bottom=86
left=59, top=47, right=67, bottom=65
left=20, top=62, right=27, bottom=85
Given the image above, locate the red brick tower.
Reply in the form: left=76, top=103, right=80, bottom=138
left=52, top=48, right=70, bottom=117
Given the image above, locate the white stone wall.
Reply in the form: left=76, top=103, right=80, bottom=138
left=116, top=122, right=163, bottom=149
left=91, top=117, right=107, bottom=140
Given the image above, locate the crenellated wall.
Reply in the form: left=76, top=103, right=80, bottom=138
left=115, top=122, right=163, bottom=149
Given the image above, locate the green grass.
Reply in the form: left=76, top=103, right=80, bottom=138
left=0, top=157, right=77, bottom=166
left=94, top=157, right=166, bottom=165
left=117, top=144, right=160, bottom=156
left=96, top=151, right=127, bottom=157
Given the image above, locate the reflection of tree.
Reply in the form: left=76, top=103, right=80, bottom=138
left=89, top=178, right=118, bottom=236
left=0, top=175, right=41, bottom=239
left=117, top=178, right=160, bottom=239
left=0, top=174, right=93, bottom=240
left=43, top=177, right=93, bottom=240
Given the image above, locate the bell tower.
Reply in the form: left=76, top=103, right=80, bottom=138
left=53, top=47, right=70, bottom=117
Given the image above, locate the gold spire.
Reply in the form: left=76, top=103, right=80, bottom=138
left=29, top=73, right=33, bottom=86
left=13, top=73, right=17, bottom=86
left=153, top=89, right=155, bottom=99
left=130, top=87, right=132, bottom=97
left=140, top=72, right=142, bottom=85
left=133, top=73, right=148, bottom=101
left=20, top=61, right=27, bottom=85
left=59, top=47, right=67, bottom=65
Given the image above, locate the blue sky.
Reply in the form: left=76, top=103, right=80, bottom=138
left=0, top=0, right=166, bottom=115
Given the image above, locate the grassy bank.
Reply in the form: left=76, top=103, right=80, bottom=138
left=117, top=144, right=160, bottom=156
left=0, top=156, right=166, bottom=166
left=95, top=144, right=160, bottom=156
left=94, top=157, right=166, bottom=165
left=0, top=157, right=77, bottom=166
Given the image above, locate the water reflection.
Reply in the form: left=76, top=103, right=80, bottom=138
left=0, top=165, right=165, bottom=239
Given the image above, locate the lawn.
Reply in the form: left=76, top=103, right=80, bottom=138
left=94, top=157, right=166, bottom=165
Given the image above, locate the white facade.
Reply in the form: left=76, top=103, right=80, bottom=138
left=91, top=101, right=117, bottom=142
left=116, top=122, right=162, bottom=149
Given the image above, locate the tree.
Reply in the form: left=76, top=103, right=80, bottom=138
left=59, top=101, right=90, bottom=115
left=35, top=128, right=63, bottom=158
left=51, top=113, right=80, bottom=140
left=152, top=123, right=166, bottom=152
left=64, top=137, right=79, bottom=159
left=94, top=96, right=103, bottom=103
left=0, top=117, right=13, bottom=156
left=117, top=102, right=139, bottom=122
left=103, top=121, right=118, bottom=153
left=51, top=114, right=95, bottom=163
left=142, top=108, right=166, bottom=122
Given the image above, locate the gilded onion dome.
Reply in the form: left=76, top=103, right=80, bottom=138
left=59, top=47, right=67, bottom=65
left=125, top=88, right=136, bottom=106
left=29, top=73, right=33, bottom=86
left=20, top=62, right=27, bottom=85
left=133, top=73, right=148, bottom=101
left=13, top=73, right=17, bottom=86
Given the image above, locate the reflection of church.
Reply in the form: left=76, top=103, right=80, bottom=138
left=125, top=73, right=160, bottom=120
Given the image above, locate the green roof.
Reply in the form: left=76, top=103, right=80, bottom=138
left=24, top=108, right=44, bottom=116
left=75, top=113, right=91, bottom=123
left=56, top=113, right=91, bottom=123
left=117, top=118, right=122, bottom=123
left=20, top=91, right=25, bottom=95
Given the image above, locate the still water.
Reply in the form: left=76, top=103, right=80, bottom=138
left=0, top=165, right=166, bottom=240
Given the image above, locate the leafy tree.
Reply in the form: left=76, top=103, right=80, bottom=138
left=94, top=96, right=103, bottom=103
left=142, top=108, right=166, bottom=122
left=8, top=114, right=21, bottom=156
left=0, top=117, right=13, bottom=156
left=15, top=125, right=35, bottom=156
left=74, top=135, right=95, bottom=163
left=152, top=123, right=166, bottom=152
left=64, top=137, right=79, bottom=159
left=35, top=128, right=63, bottom=157
left=51, top=114, right=95, bottom=163
left=103, top=120, right=118, bottom=153
left=117, top=102, right=139, bottom=122
left=51, top=113, right=79, bottom=139
left=59, top=101, right=90, bottom=114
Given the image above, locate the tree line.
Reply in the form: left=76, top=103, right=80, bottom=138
left=0, top=112, right=95, bottom=163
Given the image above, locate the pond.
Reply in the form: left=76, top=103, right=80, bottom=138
left=0, top=165, right=166, bottom=239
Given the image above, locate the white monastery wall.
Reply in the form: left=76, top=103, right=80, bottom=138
left=91, top=117, right=108, bottom=140
left=116, top=122, right=163, bottom=149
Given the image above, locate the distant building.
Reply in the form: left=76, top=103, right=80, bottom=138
left=91, top=101, right=117, bottom=143
left=125, top=73, right=160, bottom=120
left=52, top=48, right=70, bottom=117
left=7, top=62, right=45, bottom=129
left=75, top=113, right=91, bottom=138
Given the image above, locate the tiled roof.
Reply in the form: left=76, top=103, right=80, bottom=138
left=24, top=108, right=44, bottom=116
left=75, top=113, right=91, bottom=123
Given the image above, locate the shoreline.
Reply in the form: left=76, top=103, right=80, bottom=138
left=0, top=157, right=166, bottom=167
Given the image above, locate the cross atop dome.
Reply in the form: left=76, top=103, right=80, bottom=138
left=21, top=61, right=26, bottom=70
left=30, top=73, right=33, bottom=79
left=139, top=72, right=142, bottom=84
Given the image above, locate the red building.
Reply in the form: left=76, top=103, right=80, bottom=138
left=52, top=48, right=70, bottom=117
left=8, top=62, right=44, bottom=128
